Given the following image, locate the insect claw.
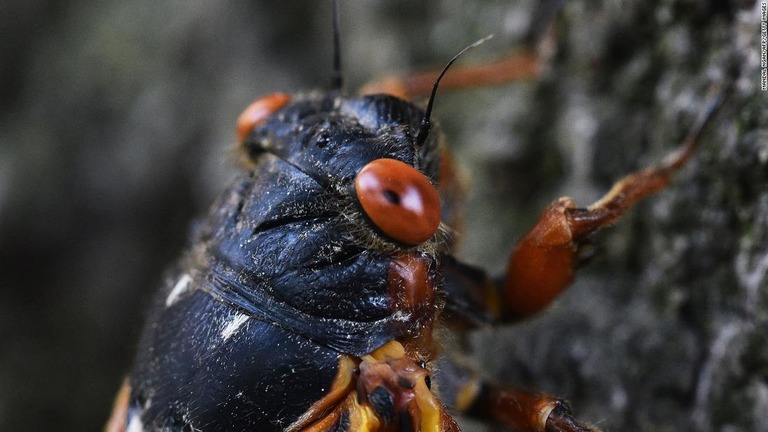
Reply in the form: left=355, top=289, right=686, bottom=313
left=575, top=237, right=598, bottom=268
left=661, top=82, right=733, bottom=172
left=545, top=400, right=600, bottom=432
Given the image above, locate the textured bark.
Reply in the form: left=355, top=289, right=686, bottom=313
left=0, top=1, right=764, bottom=430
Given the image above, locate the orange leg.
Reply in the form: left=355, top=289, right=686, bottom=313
left=104, top=379, right=130, bottom=432
left=359, top=48, right=541, bottom=100
left=499, top=87, right=729, bottom=320
left=443, top=87, right=729, bottom=327
left=469, top=387, right=597, bottom=432
left=357, top=1, right=559, bottom=100
left=435, top=355, right=596, bottom=432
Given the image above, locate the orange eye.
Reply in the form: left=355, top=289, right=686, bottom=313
left=236, top=93, right=291, bottom=142
left=355, top=159, right=441, bottom=246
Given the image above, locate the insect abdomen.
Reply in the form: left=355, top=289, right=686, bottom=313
left=130, top=283, right=341, bottom=431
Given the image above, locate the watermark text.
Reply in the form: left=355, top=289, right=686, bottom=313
left=762, top=2, right=767, bottom=90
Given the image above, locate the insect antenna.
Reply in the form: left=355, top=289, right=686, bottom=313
left=330, top=0, right=343, bottom=91
left=415, top=35, right=494, bottom=147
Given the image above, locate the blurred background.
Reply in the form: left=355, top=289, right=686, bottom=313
left=0, top=0, right=765, bottom=430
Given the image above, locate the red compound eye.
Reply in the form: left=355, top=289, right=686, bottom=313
left=236, top=93, right=291, bottom=142
left=355, top=159, right=441, bottom=246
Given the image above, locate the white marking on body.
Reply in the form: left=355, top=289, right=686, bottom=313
left=165, top=273, right=192, bottom=307
left=221, top=313, right=250, bottom=341
left=392, top=310, right=412, bottom=322
left=126, top=413, right=144, bottom=432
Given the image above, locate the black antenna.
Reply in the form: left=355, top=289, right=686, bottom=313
left=415, top=35, right=493, bottom=147
left=331, top=0, right=343, bottom=90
